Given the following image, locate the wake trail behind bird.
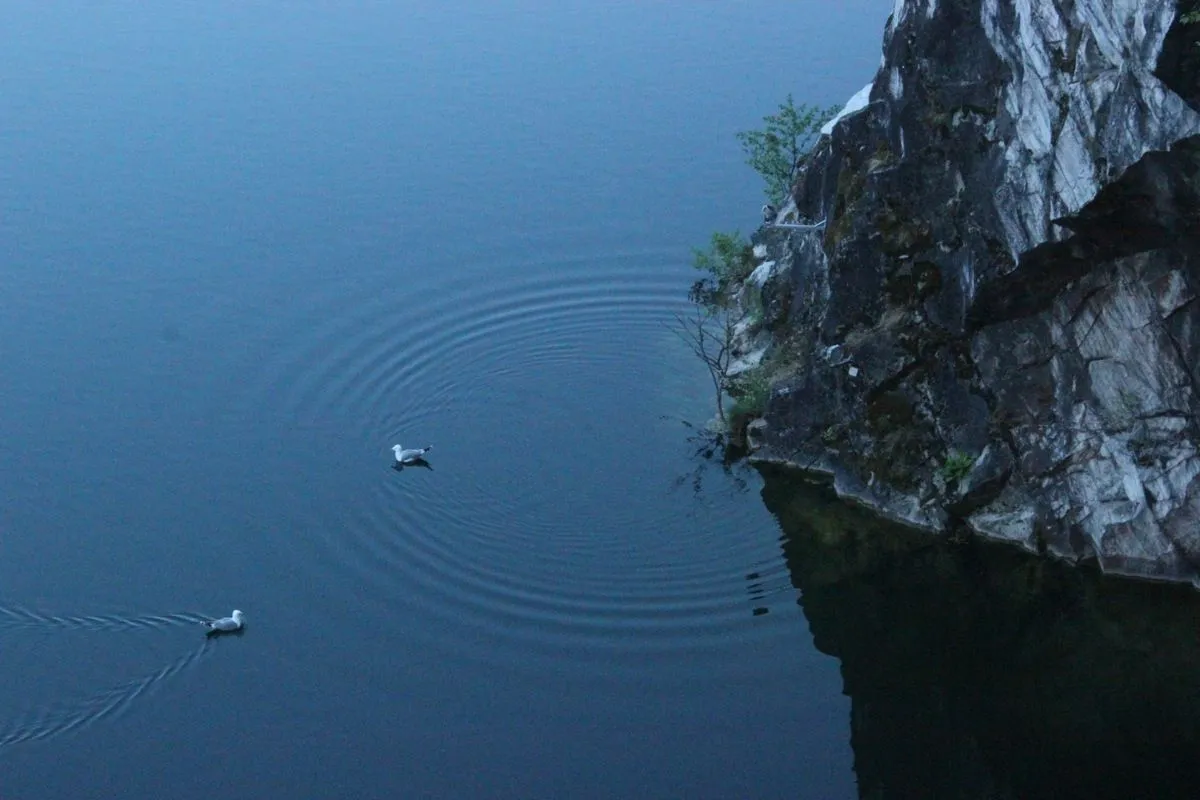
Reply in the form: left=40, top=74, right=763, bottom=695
left=0, top=637, right=215, bottom=750
left=0, top=605, right=210, bottom=633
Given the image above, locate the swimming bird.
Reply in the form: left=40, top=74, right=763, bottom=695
left=392, top=444, right=432, bottom=464
left=202, top=610, right=245, bottom=634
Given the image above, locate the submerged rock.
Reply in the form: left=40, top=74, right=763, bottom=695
left=748, top=0, right=1200, bottom=584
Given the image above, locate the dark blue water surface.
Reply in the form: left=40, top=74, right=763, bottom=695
left=9, top=4, right=1200, bottom=799
left=0, top=2, right=888, bottom=798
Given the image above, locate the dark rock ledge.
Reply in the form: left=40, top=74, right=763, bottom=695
left=737, top=0, right=1200, bottom=584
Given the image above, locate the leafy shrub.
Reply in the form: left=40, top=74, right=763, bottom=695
left=692, top=231, right=755, bottom=285
left=939, top=450, right=976, bottom=484
left=728, top=368, right=771, bottom=420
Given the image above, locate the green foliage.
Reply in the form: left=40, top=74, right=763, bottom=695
left=728, top=368, right=771, bottom=420
left=736, top=95, right=839, bottom=206
left=939, top=450, right=976, bottom=485
left=692, top=231, right=755, bottom=285
left=1183, top=9, right=1200, bottom=46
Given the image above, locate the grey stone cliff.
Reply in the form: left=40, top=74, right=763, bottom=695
left=743, top=0, right=1200, bottom=583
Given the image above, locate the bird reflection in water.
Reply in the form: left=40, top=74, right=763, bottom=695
left=392, top=458, right=433, bottom=472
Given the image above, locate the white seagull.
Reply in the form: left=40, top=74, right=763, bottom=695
left=392, top=444, right=432, bottom=464
left=202, top=609, right=245, bottom=634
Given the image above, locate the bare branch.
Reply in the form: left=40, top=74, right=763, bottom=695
left=672, top=304, right=738, bottom=424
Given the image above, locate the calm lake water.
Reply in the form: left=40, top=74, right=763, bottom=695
left=4, top=2, right=1200, bottom=799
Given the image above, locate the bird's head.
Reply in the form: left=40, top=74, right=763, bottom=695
left=392, top=444, right=403, bottom=454
left=232, top=610, right=245, bottom=622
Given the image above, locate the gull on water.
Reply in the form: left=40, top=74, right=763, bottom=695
left=392, top=444, right=432, bottom=464
left=202, top=610, right=245, bottom=634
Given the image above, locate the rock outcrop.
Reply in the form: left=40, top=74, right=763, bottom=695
left=747, top=0, right=1200, bottom=583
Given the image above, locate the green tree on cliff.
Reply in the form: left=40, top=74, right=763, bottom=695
left=737, top=95, right=838, bottom=206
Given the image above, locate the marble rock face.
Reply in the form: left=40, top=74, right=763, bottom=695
left=752, top=0, right=1200, bottom=584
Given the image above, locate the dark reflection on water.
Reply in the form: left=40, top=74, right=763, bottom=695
left=758, top=463, right=1200, bottom=800
left=391, top=457, right=433, bottom=472
left=667, top=420, right=755, bottom=499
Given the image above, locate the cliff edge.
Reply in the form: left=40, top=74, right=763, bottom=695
left=743, top=0, right=1200, bottom=583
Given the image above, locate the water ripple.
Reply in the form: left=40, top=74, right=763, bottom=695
left=0, top=627, right=216, bottom=749
left=0, top=605, right=210, bottom=633
left=228, top=248, right=780, bottom=676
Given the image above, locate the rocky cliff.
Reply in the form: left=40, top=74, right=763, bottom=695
left=741, top=0, right=1200, bottom=583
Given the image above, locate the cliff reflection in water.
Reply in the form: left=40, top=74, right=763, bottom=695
left=757, top=463, right=1200, bottom=800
